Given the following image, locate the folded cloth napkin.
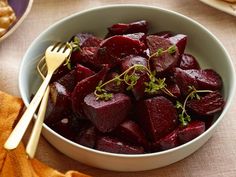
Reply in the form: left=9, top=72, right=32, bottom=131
left=0, top=91, right=90, bottom=177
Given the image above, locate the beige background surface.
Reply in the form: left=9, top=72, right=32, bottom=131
left=1, top=0, right=236, bottom=176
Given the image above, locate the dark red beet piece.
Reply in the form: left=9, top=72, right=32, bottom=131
left=55, top=69, right=77, bottom=92
left=83, top=93, right=131, bottom=132
left=115, top=120, right=148, bottom=147
left=146, top=35, right=180, bottom=74
left=71, top=65, right=109, bottom=117
left=107, top=20, right=148, bottom=36
left=123, top=33, right=146, bottom=42
left=159, top=128, right=179, bottom=150
left=71, top=33, right=102, bottom=48
left=120, top=55, right=147, bottom=72
left=174, top=68, right=222, bottom=95
left=81, top=36, right=102, bottom=48
left=168, top=34, right=187, bottom=55
left=165, top=81, right=181, bottom=98
left=179, top=54, right=200, bottom=70
left=51, top=65, right=71, bottom=83
left=187, top=91, right=224, bottom=116
left=137, top=96, right=178, bottom=141
left=52, top=118, right=76, bottom=140
left=76, top=64, right=95, bottom=82
left=174, top=67, right=198, bottom=95
left=132, top=73, right=149, bottom=100
left=178, top=120, right=205, bottom=144
left=104, top=72, right=126, bottom=93
left=45, top=82, right=71, bottom=124
left=96, top=35, right=146, bottom=67
left=75, top=126, right=97, bottom=148
left=96, top=136, right=144, bottom=154
left=71, top=47, right=100, bottom=69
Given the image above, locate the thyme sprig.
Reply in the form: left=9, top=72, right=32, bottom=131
left=94, top=64, right=174, bottom=100
left=175, top=86, right=213, bottom=126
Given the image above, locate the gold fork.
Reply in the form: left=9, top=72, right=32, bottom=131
left=4, top=42, right=71, bottom=150
left=26, top=56, right=49, bottom=158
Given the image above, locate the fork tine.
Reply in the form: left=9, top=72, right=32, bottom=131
left=51, top=42, right=61, bottom=51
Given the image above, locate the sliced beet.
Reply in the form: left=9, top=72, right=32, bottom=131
left=159, top=128, right=179, bottom=150
left=45, top=82, right=71, bottom=124
left=51, top=64, right=71, bottom=83
left=115, top=120, right=148, bottom=147
left=165, top=81, right=181, bottom=98
left=81, top=36, right=102, bottom=48
left=71, top=33, right=102, bottom=48
left=107, top=20, right=148, bottom=36
left=179, top=54, right=200, bottom=70
left=146, top=35, right=180, bottom=74
left=174, top=67, right=198, bottom=95
left=83, top=93, right=131, bottom=132
left=168, top=34, right=187, bottom=55
left=174, top=68, right=222, bottom=95
left=76, top=64, right=95, bottom=82
left=195, top=69, right=223, bottom=90
left=75, top=126, right=97, bottom=148
left=55, top=69, right=77, bottom=92
left=137, top=96, right=178, bottom=141
left=104, top=72, right=126, bottom=93
left=178, top=120, right=205, bottom=144
left=96, top=136, right=144, bottom=154
left=120, top=55, right=147, bottom=72
left=71, top=47, right=100, bottom=69
left=71, top=65, right=109, bottom=117
left=132, top=72, right=150, bottom=100
left=187, top=91, right=224, bottom=116
left=96, top=35, right=146, bottom=67
left=123, top=33, right=146, bottom=42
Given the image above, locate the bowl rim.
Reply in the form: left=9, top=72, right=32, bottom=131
left=19, top=4, right=236, bottom=158
left=0, top=0, right=34, bottom=42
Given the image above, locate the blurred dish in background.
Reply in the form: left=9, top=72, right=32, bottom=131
left=0, top=0, right=33, bottom=42
left=200, top=0, right=236, bottom=16
left=0, top=0, right=16, bottom=37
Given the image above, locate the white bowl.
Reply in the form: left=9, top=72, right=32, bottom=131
left=19, top=5, right=236, bottom=171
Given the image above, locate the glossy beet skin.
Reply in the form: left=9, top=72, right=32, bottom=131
left=83, top=93, right=131, bottom=132
left=137, top=96, right=178, bottom=141
left=146, top=35, right=180, bottom=75
left=96, top=35, right=146, bottom=67
left=45, top=20, right=225, bottom=154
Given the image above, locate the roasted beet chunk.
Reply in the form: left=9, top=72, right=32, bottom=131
left=75, top=126, right=97, bottom=148
left=45, top=82, right=71, bottom=124
left=120, top=55, right=147, bottom=72
left=168, top=34, right=187, bottom=55
left=107, top=20, right=148, bottom=36
left=96, top=35, right=146, bottom=67
left=96, top=136, right=144, bottom=154
left=115, top=120, right=148, bottom=147
left=174, top=68, right=222, bottom=95
left=104, top=72, right=126, bottom=93
left=71, top=47, right=100, bottom=69
left=159, top=128, right=179, bottom=150
left=179, top=54, right=200, bottom=70
left=187, top=91, right=224, bottom=116
left=146, top=35, right=180, bottom=74
left=83, top=93, right=131, bottom=132
left=123, top=33, right=146, bottom=42
left=70, top=33, right=102, bottom=48
left=155, top=31, right=172, bottom=38
left=137, top=96, right=178, bottom=141
left=76, top=64, right=95, bottom=82
left=71, top=65, right=109, bottom=117
left=178, top=121, right=205, bottom=144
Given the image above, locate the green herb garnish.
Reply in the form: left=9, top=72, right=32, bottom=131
left=175, top=86, right=213, bottom=126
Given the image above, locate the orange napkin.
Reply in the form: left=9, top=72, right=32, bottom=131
left=0, top=91, right=90, bottom=177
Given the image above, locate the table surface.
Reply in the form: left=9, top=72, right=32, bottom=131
left=1, top=0, right=236, bottom=176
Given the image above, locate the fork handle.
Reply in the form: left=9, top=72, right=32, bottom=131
left=4, top=73, right=52, bottom=150
left=26, top=86, right=50, bottom=158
